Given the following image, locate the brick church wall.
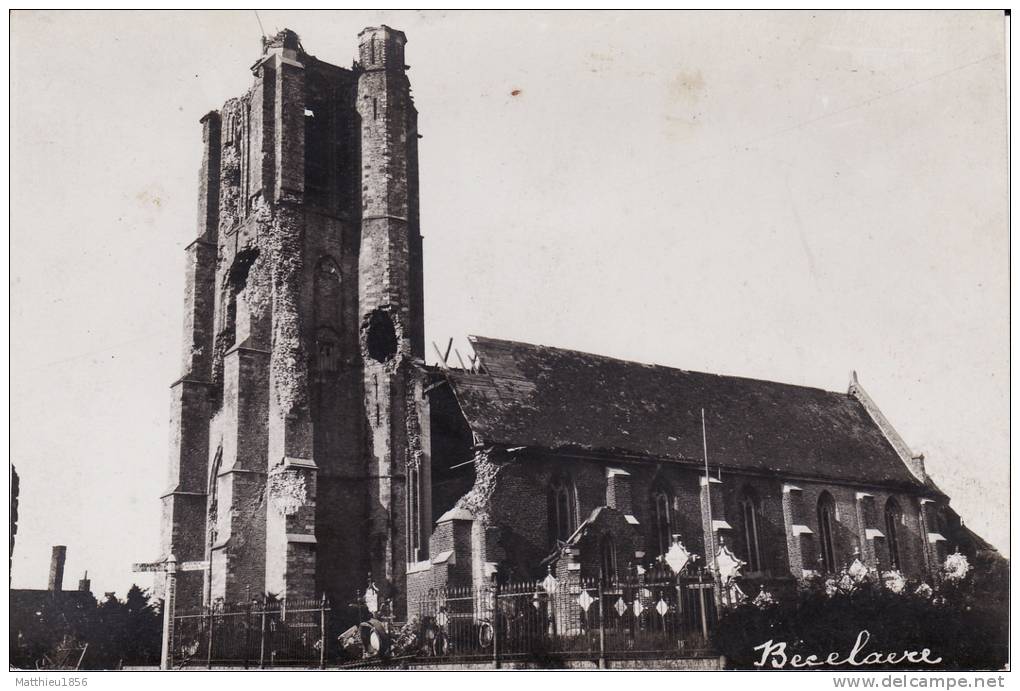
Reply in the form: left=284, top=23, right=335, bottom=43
left=439, top=448, right=935, bottom=589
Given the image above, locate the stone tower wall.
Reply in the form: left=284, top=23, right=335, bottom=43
left=161, top=26, right=422, bottom=616
left=356, top=25, right=423, bottom=615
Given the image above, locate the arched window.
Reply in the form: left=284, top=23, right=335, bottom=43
left=884, top=498, right=902, bottom=571
left=407, top=464, right=421, bottom=561
left=600, top=534, right=617, bottom=583
left=740, top=488, right=764, bottom=573
left=548, top=475, right=577, bottom=547
left=651, top=484, right=673, bottom=557
left=817, top=492, right=838, bottom=573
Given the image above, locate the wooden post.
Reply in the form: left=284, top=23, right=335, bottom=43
left=159, top=555, right=177, bottom=670
left=319, top=594, right=327, bottom=669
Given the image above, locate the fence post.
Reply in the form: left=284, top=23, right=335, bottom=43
left=698, top=572, right=710, bottom=641
left=319, top=594, right=327, bottom=669
left=597, top=576, right=606, bottom=669
left=206, top=602, right=214, bottom=669
left=244, top=597, right=252, bottom=670
left=492, top=576, right=501, bottom=669
left=259, top=598, right=268, bottom=669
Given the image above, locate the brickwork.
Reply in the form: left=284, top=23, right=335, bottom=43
left=416, top=446, right=938, bottom=598
left=355, top=25, right=421, bottom=616
left=605, top=468, right=633, bottom=516
left=774, top=480, right=929, bottom=579
left=404, top=514, right=474, bottom=609
left=709, top=475, right=789, bottom=577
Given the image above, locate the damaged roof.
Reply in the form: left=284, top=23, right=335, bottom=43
left=444, top=336, right=925, bottom=490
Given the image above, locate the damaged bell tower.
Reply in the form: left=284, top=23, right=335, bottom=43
left=159, top=26, right=423, bottom=615
left=356, top=25, right=425, bottom=612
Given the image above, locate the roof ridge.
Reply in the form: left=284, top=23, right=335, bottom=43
left=468, top=334, right=843, bottom=396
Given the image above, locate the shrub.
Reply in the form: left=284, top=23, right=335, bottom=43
left=714, top=554, right=1008, bottom=671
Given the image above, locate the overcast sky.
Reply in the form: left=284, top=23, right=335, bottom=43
left=10, top=10, right=1008, bottom=597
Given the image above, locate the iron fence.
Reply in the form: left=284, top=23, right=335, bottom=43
left=170, top=573, right=721, bottom=667
left=411, top=571, right=718, bottom=664
left=172, top=597, right=329, bottom=668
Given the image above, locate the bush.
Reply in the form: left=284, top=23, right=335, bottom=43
left=10, top=585, right=162, bottom=670
left=715, top=555, right=1008, bottom=671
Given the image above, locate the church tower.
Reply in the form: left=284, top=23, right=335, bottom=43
left=159, top=26, right=423, bottom=615
left=356, top=25, right=424, bottom=613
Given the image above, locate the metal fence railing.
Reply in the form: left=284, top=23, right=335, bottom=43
left=171, top=572, right=721, bottom=667
left=172, top=597, right=329, bottom=669
left=411, top=570, right=718, bottom=664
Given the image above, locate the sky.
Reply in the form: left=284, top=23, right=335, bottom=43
left=9, top=10, right=1009, bottom=597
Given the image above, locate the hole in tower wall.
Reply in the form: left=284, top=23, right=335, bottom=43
left=228, top=247, right=260, bottom=292
left=364, top=309, right=398, bottom=363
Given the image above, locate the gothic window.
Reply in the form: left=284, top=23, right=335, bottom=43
left=818, top=492, right=838, bottom=573
left=600, top=534, right=617, bottom=584
left=651, top=485, right=672, bottom=557
left=885, top=498, right=902, bottom=571
left=740, top=488, right=764, bottom=573
left=407, top=464, right=421, bottom=561
left=548, top=475, right=577, bottom=548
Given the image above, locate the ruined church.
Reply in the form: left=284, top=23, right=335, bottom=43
left=160, top=26, right=991, bottom=619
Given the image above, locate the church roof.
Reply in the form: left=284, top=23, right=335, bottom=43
left=444, top=336, right=926, bottom=490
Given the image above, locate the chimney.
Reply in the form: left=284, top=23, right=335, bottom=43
left=78, top=570, right=91, bottom=593
left=910, top=453, right=927, bottom=481
left=605, top=467, right=634, bottom=516
left=48, top=545, right=66, bottom=591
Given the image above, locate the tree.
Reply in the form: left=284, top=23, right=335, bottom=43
left=80, top=586, right=162, bottom=669
left=120, top=585, right=162, bottom=665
